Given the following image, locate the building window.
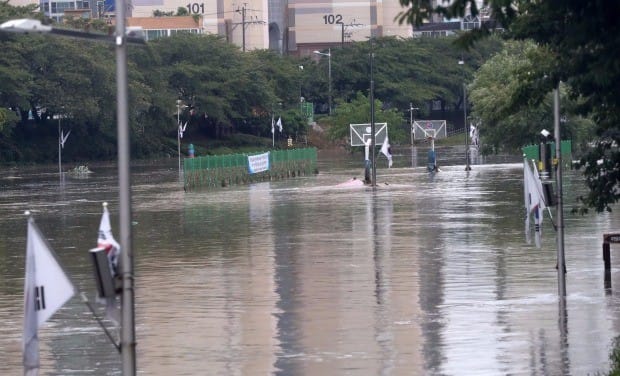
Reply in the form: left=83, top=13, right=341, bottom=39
left=463, top=15, right=480, bottom=30
left=146, top=29, right=166, bottom=40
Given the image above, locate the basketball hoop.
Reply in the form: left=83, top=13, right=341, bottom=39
left=413, top=120, right=447, bottom=142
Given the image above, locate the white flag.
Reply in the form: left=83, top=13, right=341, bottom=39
left=469, top=125, right=479, bottom=148
left=178, top=121, right=187, bottom=139
left=380, top=136, right=393, bottom=168
left=24, top=216, right=75, bottom=375
left=277, top=117, right=283, bottom=132
left=271, top=115, right=275, bottom=134
left=59, top=129, right=70, bottom=149
left=523, top=158, right=532, bottom=245
left=97, top=204, right=121, bottom=324
left=98, top=204, right=120, bottom=276
left=523, top=158, right=547, bottom=248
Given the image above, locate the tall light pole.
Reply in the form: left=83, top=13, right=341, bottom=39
left=313, top=48, right=332, bottom=115
left=1, top=16, right=145, bottom=376
left=459, top=59, right=471, bottom=171
left=114, top=2, right=137, bottom=373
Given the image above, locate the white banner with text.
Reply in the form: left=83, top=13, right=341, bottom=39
left=248, top=152, right=270, bottom=174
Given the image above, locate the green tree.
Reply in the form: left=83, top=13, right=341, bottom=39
left=469, top=40, right=595, bottom=153
left=328, top=91, right=405, bottom=146
left=398, top=0, right=620, bottom=212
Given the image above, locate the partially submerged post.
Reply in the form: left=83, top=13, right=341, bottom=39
left=603, top=233, right=620, bottom=289
left=350, top=123, right=388, bottom=184
left=412, top=120, right=446, bottom=172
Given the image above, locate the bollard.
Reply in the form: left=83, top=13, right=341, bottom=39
left=603, top=233, right=620, bottom=290
left=604, top=241, right=611, bottom=271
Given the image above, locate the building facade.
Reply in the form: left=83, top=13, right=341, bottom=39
left=284, top=0, right=412, bottom=56
left=128, top=0, right=414, bottom=54
left=11, top=0, right=416, bottom=52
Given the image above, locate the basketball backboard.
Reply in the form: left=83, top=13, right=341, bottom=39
left=350, top=123, right=388, bottom=146
left=413, top=120, right=447, bottom=140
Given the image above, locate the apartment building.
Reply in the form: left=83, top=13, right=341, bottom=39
left=129, top=0, right=413, bottom=54
left=10, top=0, right=414, bottom=52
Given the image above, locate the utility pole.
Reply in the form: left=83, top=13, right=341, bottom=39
left=340, top=20, right=362, bottom=47
left=239, top=3, right=246, bottom=52
left=234, top=3, right=264, bottom=52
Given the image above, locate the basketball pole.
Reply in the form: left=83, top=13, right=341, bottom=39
left=369, top=43, right=376, bottom=187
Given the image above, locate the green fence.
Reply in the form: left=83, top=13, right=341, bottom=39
left=184, top=147, right=318, bottom=190
left=522, top=140, right=572, bottom=160
left=300, top=101, right=314, bottom=124
left=522, top=140, right=572, bottom=170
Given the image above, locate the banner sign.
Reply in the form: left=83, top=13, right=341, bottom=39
left=248, top=152, right=270, bottom=174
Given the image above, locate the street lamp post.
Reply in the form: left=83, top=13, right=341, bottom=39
left=313, top=48, right=332, bottom=115
left=1, top=16, right=145, bottom=376
left=554, top=86, right=566, bottom=297
left=114, top=2, right=138, bottom=373
left=459, top=59, right=471, bottom=171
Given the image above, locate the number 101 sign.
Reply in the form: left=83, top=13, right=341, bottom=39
left=187, top=2, right=204, bottom=14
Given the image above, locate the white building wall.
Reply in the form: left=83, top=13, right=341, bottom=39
left=289, top=0, right=411, bottom=48
left=131, top=0, right=269, bottom=50
left=7, top=0, right=38, bottom=6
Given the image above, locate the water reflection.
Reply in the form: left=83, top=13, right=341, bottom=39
left=0, top=154, right=619, bottom=375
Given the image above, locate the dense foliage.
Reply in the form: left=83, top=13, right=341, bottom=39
left=398, top=0, right=620, bottom=212
left=0, top=1, right=507, bottom=164
left=468, top=40, right=595, bottom=154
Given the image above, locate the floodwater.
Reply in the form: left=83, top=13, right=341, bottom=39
left=1, top=146, right=620, bottom=375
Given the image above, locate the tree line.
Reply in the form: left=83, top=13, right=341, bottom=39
left=0, top=1, right=506, bottom=165
left=398, top=0, right=620, bottom=213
